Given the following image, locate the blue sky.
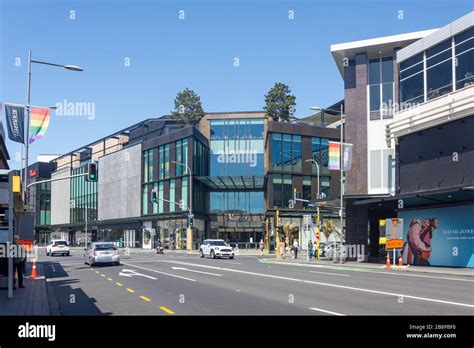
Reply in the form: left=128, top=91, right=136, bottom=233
left=0, top=0, right=472, bottom=169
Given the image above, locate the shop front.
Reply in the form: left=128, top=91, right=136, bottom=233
left=151, top=217, right=206, bottom=250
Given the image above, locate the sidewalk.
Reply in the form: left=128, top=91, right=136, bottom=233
left=262, top=257, right=474, bottom=277
left=0, top=263, right=54, bottom=315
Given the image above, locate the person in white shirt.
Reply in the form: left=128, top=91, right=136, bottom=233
left=292, top=239, right=299, bottom=259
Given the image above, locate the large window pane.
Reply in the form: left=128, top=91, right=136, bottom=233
left=273, top=174, right=282, bottom=208
left=303, top=176, right=312, bottom=208
left=170, top=179, right=175, bottom=212
left=282, top=175, right=292, bottom=208
left=400, top=53, right=423, bottom=79
left=368, top=59, right=381, bottom=85
left=181, top=177, right=188, bottom=211
left=456, top=49, right=474, bottom=89
left=400, top=72, right=424, bottom=105
left=369, top=85, right=380, bottom=112
left=283, top=134, right=292, bottom=171
left=427, top=60, right=453, bottom=100
left=382, top=83, right=394, bottom=119
left=381, top=57, right=393, bottom=83
left=292, top=135, right=302, bottom=172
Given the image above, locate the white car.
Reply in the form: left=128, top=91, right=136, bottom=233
left=84, top=242, right=121, bottom=266
left=199, top=239, right=234, bottom=259
left=46, top=240, right=70, bottom=256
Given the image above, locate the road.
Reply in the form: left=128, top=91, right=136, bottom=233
left=40, top=248, right=474, bottom=316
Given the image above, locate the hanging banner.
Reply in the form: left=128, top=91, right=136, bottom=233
left=5, top=103, right=25, bottom=143
left=328, top=141, right=340, bottom=170
left=328, top=141, right=353, bottom=171
left=29, top=107, right=51, bottom=144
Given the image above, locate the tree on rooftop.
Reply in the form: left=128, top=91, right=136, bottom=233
left=263, top=82, right=296, bottom=122
left=171, top=88, right=205, bottom=125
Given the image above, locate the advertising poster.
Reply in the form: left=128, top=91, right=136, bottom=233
left=399, top=204, right=474, bottom=267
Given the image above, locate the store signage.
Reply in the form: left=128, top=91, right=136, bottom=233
left=226, top=214, right=249, bottom=222
left=386, top=239, right=403, bottom=249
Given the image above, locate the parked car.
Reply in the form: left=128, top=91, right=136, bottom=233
left=46, top=240, right=70, bottom=256
left=199, top=239, right=235, bottom=259
left=84, top=242, right=121, bottom=266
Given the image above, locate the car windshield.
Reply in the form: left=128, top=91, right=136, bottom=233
left=55, top=241, right=67, bottom=245
left=94, top=244, right=116, bottom=251
left=211, top=241, right=226, bottom=246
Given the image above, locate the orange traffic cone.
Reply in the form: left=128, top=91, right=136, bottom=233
left=398, top=254, right=403, bottom=267
left=385, top=253, right=391, bottom=270
left=30, top=259, right=38, bottom=279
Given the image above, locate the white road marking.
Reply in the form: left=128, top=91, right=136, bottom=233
left=46, top=277, right=69, bottom=282
left=309, top=270, right=350, bottom=277
left=309, top=307, right=345, bottom=316
left=121, top=262, right=196, bottom=282
left=158, top=260, right=474, bottom=309
left=171, top=267, right=222, bottom=277
left=118, top=269, right=157, bottom=280
left=223, top=261, right=242, bottom=265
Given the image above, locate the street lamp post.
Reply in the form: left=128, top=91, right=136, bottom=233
left=24, top=50, right=83, bottom=206
left=305, top=158, right=320, bottom=200
left=171, top=160, right=193, bottom=250
left=309, top=104, right=345, bottom=263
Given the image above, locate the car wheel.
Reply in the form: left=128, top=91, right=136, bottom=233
left=66, top=252, right=70, bottom=256
left=46, top=251, right=50, bottom=256
left=210, top=250, right=216, bottom=259
left=199, top=249, right=204, bottom=258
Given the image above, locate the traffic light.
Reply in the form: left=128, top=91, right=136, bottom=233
left=188, top=214, right=194, bottom=227
left=312, top=214, right=318, bottom=224
left=150, top=189, right=157, bottom=203
left=87, top=162, right=98, bottom=182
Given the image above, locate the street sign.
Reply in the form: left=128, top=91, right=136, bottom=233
left=316, top=231, right=320, bottom=239
left=386, top=239, right=403, bottom=249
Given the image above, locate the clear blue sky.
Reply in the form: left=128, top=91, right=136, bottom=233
left=0, top=0, right=472, bottom=169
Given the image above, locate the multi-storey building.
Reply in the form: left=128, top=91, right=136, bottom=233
left=332, top=11, right=473, bottom=267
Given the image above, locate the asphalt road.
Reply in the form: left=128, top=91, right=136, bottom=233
left=40, top=248, right=474, bottom=316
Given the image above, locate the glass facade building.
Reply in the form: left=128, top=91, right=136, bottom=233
left=70, top=165, right=98, bottom=223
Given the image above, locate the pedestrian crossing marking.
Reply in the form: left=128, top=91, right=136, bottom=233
left=160, top=306, right=175, bottom=314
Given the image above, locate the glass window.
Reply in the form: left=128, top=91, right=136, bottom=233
left=170, top=179, right=175, bottom=213
left=181, top=177, right=188, bottom=211
left=292, top=135, right=302, bottom=172
left=164, top=144, right=170, bottom=179
left=321, top=177, right=330, bottom=199
left=370, top=85, right=381, bottom=112
left=249, top=191, right=264, bottom=213
left=158, top=182, right=164, bottom=213
left=282, top=134, right=292, bottom=172
left=282, top=175, right=292, bottom=208
left=382, top=83, right=394, bottom=118
left=273, top=174, right=282, bottom=209
left=210, top=120, right=225, bottom=140
left=400, top=71, right=424, bottom=106
left=455, top=28, right=474, bottom=90
left=272, top=133, right=282, bottom=170
left=427, top=60, right=453, bottom=100
left=311, top=137, right=321, bottom=172
left=368, top=59, right=381, bottom=85
left=381, top=57, right=394, bottom=83
left=399, top=53, right=423, bottom=79
left=159, top=146, right=164, bottom=180
left=303, top=176, right=312, bottom=208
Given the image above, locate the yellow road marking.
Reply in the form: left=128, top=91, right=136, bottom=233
left=101, top=274, right=106, bottom=277
left=115, top=282, right=123, bottom=286
left=95, top=271, right=99, bottom=274
left=126, top=288, right=135, bottom=293
left=140, top=296, right=152, bottom=302
left=159, top=306, right=175, bottom=314
left=107, top=278, right=113, bottom=281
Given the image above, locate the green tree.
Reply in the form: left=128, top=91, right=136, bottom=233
left=263, top=82, right=296, bottom=122
left=171, top=88, right=205, bottom=125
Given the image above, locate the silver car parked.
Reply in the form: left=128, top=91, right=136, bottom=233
left=84, top=242, right=121, bottom=266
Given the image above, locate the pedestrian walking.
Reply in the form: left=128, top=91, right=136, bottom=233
left=314, top=240, right=318, bottom=259
left=293, top=239, right=299, bottom=259
left=13, top=235, right=26, bottom=289
left=259, top=239, right=264, bottom=256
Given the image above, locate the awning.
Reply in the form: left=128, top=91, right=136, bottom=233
left=195, top=176, right=266, bottom=190
left=353, top=187, right=474, bottom=208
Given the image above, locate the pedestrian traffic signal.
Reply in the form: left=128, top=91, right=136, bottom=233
left=311, top=214, right=318, bottom=224
left=87, top=162, right=98, bottom=182
left=150, top=189, right=157, bottom=203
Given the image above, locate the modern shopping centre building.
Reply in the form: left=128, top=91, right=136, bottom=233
left=331, top=11, right=473, bottom=267
left=33, top=111, right=342, bottom=249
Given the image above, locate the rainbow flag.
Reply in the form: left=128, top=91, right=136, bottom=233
left=328, top=141, right=341, bottom=170
left=29, top=107, right=51, bottom=144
